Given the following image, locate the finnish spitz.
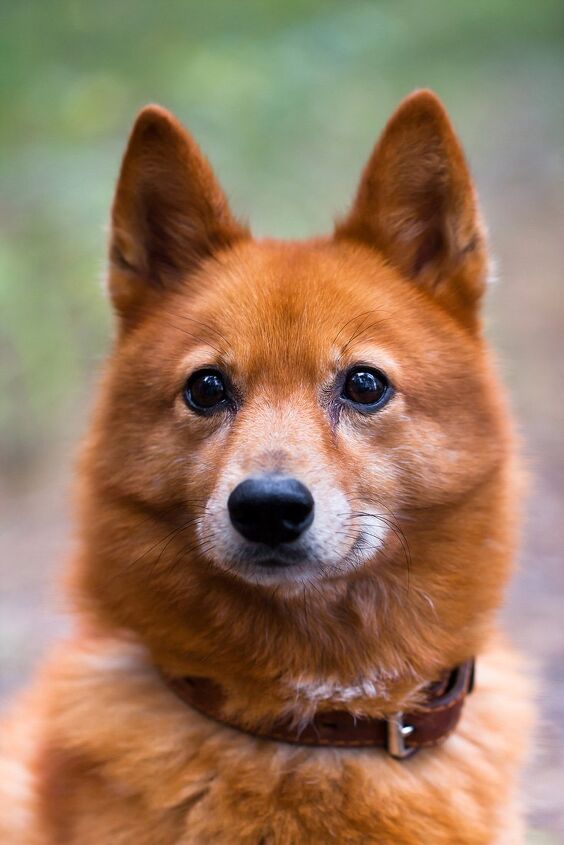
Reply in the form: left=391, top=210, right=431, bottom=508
left=0, top=91, right=531, bottom=844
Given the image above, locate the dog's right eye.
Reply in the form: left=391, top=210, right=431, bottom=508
left=341, top=366, right=393, bottom=412
left=184, top=369, right=228, bottom=413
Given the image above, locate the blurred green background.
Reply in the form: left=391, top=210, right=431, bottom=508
left=1, top=1, right=563, bottom=839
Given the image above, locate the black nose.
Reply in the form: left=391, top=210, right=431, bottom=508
left=228, top=476, right=314, bottom=546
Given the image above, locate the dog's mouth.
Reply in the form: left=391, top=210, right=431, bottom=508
left=227, top=543, right=311, bottom=572
left=210, top=531, right=370, bottom=586
left=254, top=556, right=298, bottom=569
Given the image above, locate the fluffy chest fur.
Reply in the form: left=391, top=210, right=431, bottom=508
left=1, top=635, right=530, bottom=845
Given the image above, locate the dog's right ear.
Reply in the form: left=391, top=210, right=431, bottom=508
left=109, top=105, right=248, bottom=323
left=335, top=91, right=488, bottom=329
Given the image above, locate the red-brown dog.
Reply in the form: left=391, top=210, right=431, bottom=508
left=0, top=90, right=532, bottom=843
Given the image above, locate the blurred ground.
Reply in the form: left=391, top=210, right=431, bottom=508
left=0, top=1, right=563, bottom=840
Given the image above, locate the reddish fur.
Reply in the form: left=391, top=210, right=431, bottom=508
left=0, top=90, right=532, bottom=843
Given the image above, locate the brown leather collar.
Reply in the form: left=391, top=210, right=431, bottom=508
left=164, top=660, right=475, bottom=760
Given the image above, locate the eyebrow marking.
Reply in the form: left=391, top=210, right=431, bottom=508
left=176, top=346, right=228, bottom=379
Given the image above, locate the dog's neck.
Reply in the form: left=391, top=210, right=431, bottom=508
left=132, top=572, right=485, bottom=725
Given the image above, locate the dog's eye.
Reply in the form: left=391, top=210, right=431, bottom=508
left=184, top=369, right=228, bottom=413
left=342, top=367, right=392, bottom=411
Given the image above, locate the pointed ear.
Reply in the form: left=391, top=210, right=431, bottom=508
left=109, top=105, right=248, bottom=320
left=335, top=90, right=488, bottom=325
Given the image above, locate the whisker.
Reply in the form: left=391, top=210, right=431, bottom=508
left=129, top=304, right=227, bottom=357
left=344, top=504, right=412, bottom=594
left=332, top=310, right=378, bottom=346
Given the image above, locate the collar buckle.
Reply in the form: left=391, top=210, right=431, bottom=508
left=386, top=712, right=416, bottom=759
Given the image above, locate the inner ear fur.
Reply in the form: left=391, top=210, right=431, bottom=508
left=109, top=105, right=248, bottom=320
left=335, top=90, right=489, bottom=327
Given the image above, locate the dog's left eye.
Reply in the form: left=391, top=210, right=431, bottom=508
left=184, top=369, right=228, bottom=413
left=341, top=367, right=392, bottom=411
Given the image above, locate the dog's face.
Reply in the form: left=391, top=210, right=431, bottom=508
left=81, top=93, right=511, bottom=668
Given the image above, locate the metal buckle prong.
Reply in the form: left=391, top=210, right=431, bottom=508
left=386, top=712, right=416, bottom=759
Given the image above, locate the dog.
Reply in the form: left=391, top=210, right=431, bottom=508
left=0, top=90, right=532, bottom=844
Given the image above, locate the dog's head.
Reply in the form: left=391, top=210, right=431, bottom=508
left=78, top=92, right=514, bottom=675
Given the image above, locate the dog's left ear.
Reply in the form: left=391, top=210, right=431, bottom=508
left=335, top=90, right=488, bottom=327
left=109, top=105, right=248, bottom=322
